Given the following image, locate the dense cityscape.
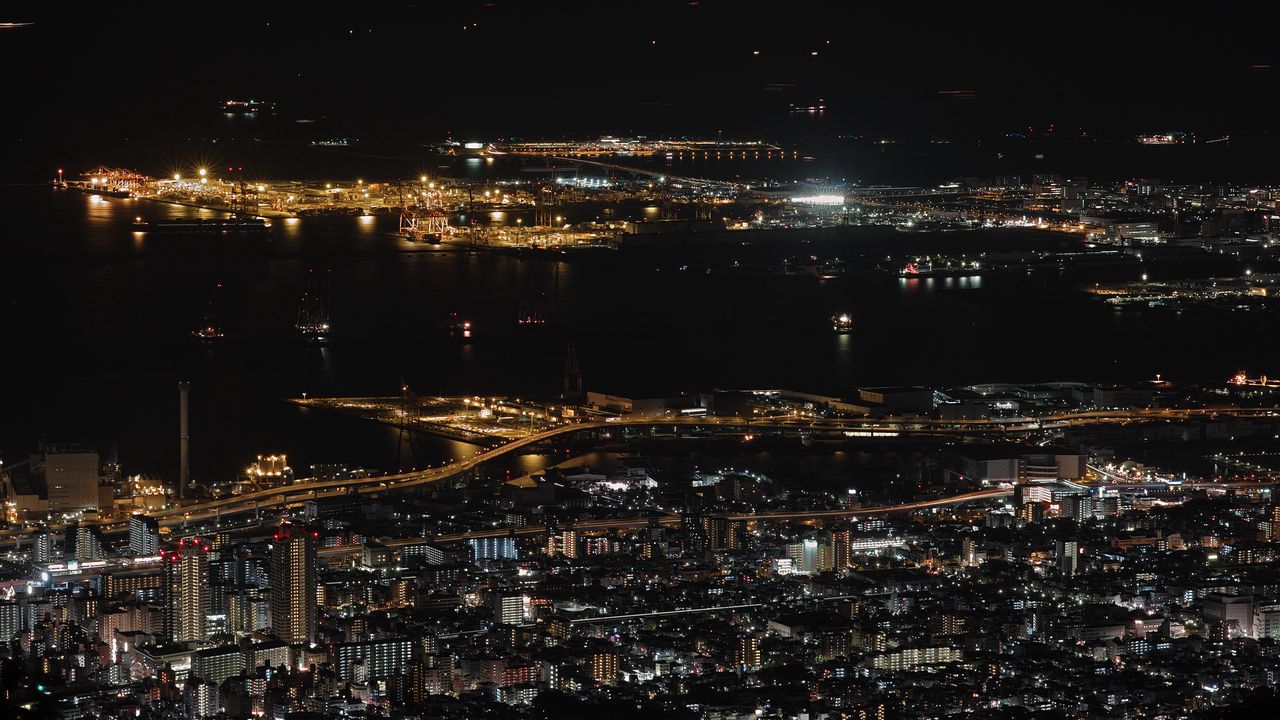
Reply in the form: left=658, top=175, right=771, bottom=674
left=5, top=4, right=1280, bottom=720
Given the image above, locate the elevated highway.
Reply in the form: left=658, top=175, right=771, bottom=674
left=3, top=404, right=1275, bottom=547
left=548, top=156, right=748, bottom=191
left=314, top=486, right=1015, bottom=560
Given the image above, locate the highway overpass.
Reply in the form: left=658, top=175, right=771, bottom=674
left=3, top=404, right=1275, bottom=546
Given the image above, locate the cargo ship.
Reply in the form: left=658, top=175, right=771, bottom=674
left=295, top=293, right=330, bottom=341
left=222, top=98, right=276, bottom=113
left=832, top=313, right=854, bottom=333
left=438, top=312, right=474, bottom=340
left=67, top=184, right=131, bottom=198
left=517, top=292, right=548, bottom=327
left=132, top=217, right=271, bottom=234
left=192, top=284, right=225, bottom=343
left=296, top=206, right=364, bottom=218
left=295, top=270, right=331, bottom=341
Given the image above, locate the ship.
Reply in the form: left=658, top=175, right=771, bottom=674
left=295, top=270, right=331, bottom=341
left=192, top=283, right=225, bottom=342
left=295, top=206, right=365, bottom=219
left=832, top=313, right=854, bottom=333
left=222, top=98, right=276, bottom=113
left=438, top=312, right=473, bottom=340
left=132, top=217, right=271, bottom=234
left=896, top=260, right=982, bottom=278
left=516, top=291, right=548, bottom=327
left=68, top=184, right=131, bottom=198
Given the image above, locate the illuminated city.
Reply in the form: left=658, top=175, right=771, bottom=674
left=4, top=5, right=1280, bottom=720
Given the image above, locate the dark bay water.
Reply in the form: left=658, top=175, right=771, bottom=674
left=0, top=185, right=1273, bottom=485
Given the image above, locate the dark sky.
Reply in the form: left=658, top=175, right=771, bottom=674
left=4, top=2, right=1278, bottom=147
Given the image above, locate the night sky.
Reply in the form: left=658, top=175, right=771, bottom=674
left=4, top=2, right=1277, bottom=152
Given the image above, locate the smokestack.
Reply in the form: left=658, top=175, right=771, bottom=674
left=179, top=381, right=190, bottom=500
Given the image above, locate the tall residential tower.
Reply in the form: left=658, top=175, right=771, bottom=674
left=270, top=521, right=318, bottom=645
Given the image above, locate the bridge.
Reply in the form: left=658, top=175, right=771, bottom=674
left=329, top=487, right=1014, bottom=551
left=548, top=156, right=748, bottom=192
left=3, top=404, right=1275, bottom=547
left=307, top=486, right=1015, bottom=563
left=846, top=186, right=972, bottom=199
left=31, top=488, right=1013, bottom=585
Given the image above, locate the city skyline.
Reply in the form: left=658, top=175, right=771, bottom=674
left=5, top=6, right=1280, bottom=160
left=3, top=5, right=1280, bottom=720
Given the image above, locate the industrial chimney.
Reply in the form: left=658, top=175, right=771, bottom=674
left=179, top=381, right=190, bottom=500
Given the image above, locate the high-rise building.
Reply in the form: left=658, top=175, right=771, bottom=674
left=561, top=529, right=578, bottom=559
left=787, top=538, right=821, bottom=574
left=681, top=513, right=708, bottom=553
left=581, top=536, right=617, bottom=556
left=0, top=600, right=24, bottom=642
left=1015, top=484, right=1053, bottom=506
left=493, top=592, right=523, bottom=625
left=129, top=515, right=160, bottom=556
left=33, top=530, right=54, bottom=563
left=1259, top=603, right=1280, bottom=639
left=1267, top=505, right=1280, bottom=541
left=68, top=523, right=108, bottom=561
left=1203, top=593, right=1256, bottom=639
left=227, top=590, right=257, bottom=636
left=183, top=678, right=220, bottom=718
left=1061, top=495, right=1096, bottom=521
left=1019, top=502, right=1048, bottom=524
left=817, top=543, right=835, bottom=573
left=270, top=521, right=318, bottom=645
left=589, top=650, right=619, bottom=684
left=831, top=528, right=852, bottom=571
left=167, top=537, right=211, bottom=643
left=705, top=517, right=729, bottom=550
left=961, top=536, right=980, bottom=567
left=333, top=637, right=412, bottom=682
left=39, top=444, right=104, bottom=515
left=1057, top=540, right=1079, bottom=578
left=468, top=536, right=518, bottom=561
left=733, top=634, right=761, bottom=671
left=702, top=517, right=749, bottom=552
left=936, top=614, right=966, bottom=636
left=408, top=658, right=430, bottom=705
left=545, top=616, right=572, bottom=642
left=192, top=645, right=245, bottom=685
left=547, top=529, right=578, bottom=559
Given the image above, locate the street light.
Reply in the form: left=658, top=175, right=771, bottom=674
left=198, top=168, right=207, bottom=177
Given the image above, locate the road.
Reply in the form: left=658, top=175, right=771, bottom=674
left=313, top=486, right=1014, bottom=559
left=549, top=157, right=748, bottom=191
left=3, top=403, right=1274, bottom=546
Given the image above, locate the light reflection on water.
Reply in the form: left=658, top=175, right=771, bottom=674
left=1, top=186, right=1272, bottom=482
